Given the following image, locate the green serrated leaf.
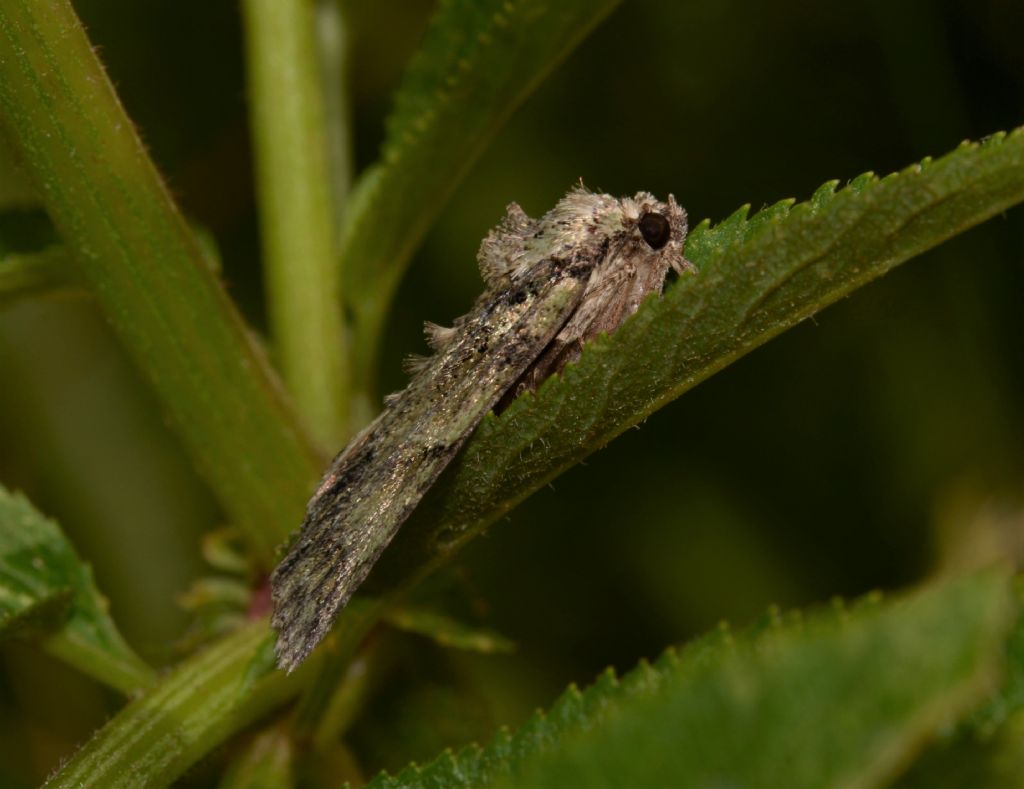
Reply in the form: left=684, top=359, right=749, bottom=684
left=369, top=568, right=1014, bottom=788
left=0, top=485, right=154, bottom=693
left=340, top=0, right=623, bottom=387
left=0, top=489, right=73, bottom=634
left=370, top=128, right=1024, bottom=599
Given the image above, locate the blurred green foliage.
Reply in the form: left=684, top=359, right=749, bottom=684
left=0, top=0, right=1022, bottom=785
left=371, top=569, right=1014, bottom=788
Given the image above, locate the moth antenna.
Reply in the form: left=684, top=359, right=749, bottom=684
left=424, top=321, right=456, bottom=351
left=402, top=353, right=432, bottom=376
left=477, top=202, right=535, bottom=287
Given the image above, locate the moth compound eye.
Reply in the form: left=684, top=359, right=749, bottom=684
left=638, top=212, right=671, bottom=250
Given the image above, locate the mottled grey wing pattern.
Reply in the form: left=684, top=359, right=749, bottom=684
left=514, top=233, right=676, bottom=393
left=271, top=186, right=689, bottom=671
left=271, top=256, right=591, bottom=671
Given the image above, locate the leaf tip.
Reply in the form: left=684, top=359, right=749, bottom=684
left=847, top=171, right=877, bottom=192
left=810, top=179, right=840, bottom=208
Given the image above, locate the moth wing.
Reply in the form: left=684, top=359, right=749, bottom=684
left=517, top=249, right=672, bottom=392
left=271, top=258, right=590, bottom=671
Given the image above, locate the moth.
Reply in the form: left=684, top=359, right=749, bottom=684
left=271, top=186, right=691, bottom=671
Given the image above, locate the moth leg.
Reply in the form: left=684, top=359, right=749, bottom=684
left=671, top=256, right=697, bottom=276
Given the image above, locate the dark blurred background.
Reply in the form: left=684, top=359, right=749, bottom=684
left=1, top=0, right=1022, bottom=783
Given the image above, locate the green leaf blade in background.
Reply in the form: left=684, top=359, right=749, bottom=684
left=369, top=568, right=1014, bottom=788
left=340, top=0, right=623, bottom=397
left=371, top=128, right=1024, bottom=596
left=0, top=485, right=154, bottom=694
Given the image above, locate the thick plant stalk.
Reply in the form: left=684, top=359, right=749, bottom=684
left=0, top=0, right=322, bottom=561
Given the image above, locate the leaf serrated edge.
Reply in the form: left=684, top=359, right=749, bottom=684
left=370, top=571, right=1016, bottom=789
left=367, top=614, right=738, bottom=788
left=492, top=125, right=1024, bottom=435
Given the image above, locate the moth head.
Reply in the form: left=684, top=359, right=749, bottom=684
left=618, top=191, right=689, bottom=272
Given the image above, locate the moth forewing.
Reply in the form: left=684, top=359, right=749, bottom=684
left=271, top=260, right=590, bottom=671
left=270, top=186, right=689, bottom=671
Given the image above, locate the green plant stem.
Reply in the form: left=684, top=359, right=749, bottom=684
left=44, top=601, right=380, bottom=787
left=315, top=0, right=354, bottom=229
left=242, top=0, right=350, bottom=448
left=0, top=0, right=322, bottom=562
left=43, top=620, right=300, bottom=788
left=43, top=629, right=156, bottom=696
